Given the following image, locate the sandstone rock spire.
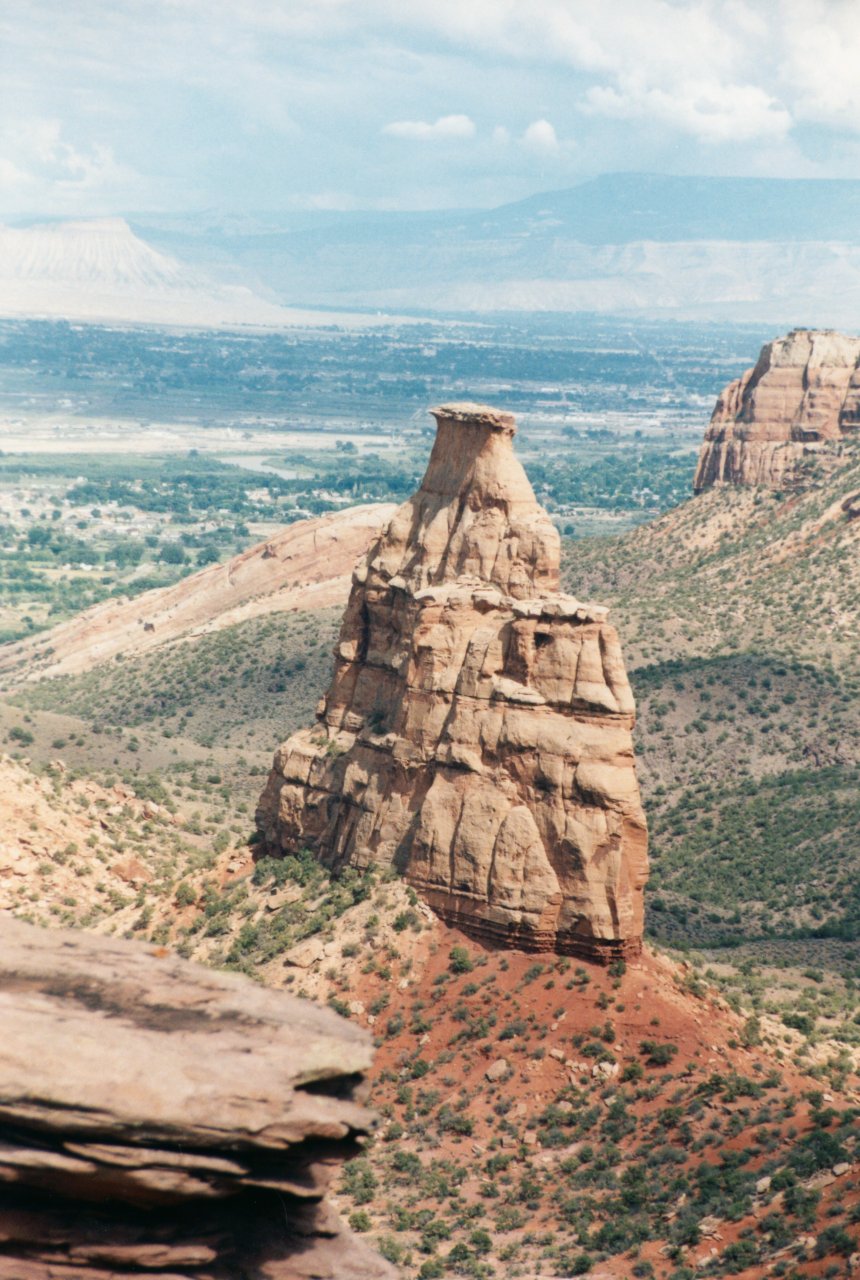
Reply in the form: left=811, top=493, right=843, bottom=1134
left=257, top=404, right=648, bottom=961
left=694, top=329, right=860, bottom=492
left=363, top=403, right=559, bottom=598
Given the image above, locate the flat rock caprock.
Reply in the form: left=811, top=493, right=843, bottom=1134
left=0, top=916, right=395, bottom=1279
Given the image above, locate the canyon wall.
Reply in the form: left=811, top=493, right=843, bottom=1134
left=694, top=329, right=860, bottom=491
left=258, top=405, right=648, bottom=961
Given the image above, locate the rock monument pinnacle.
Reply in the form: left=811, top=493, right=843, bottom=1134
left=257, top=405, right=648, bottom=961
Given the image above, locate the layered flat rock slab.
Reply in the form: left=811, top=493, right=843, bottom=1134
left=258, top=405, right=648, bottom=961
left=0, top=916, right=394, bottom=1279
left=694, top=328, right=860, bottom=491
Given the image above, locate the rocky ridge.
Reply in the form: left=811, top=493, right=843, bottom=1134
left=0, top=915, right=394, bottom=1280
left=258, top=405, right=648, bottom=961
left=568, top=437, right=860, bottom=674
left=0, top=503, right=394, bottom=688
left=694, top=328, right=860, bottom=490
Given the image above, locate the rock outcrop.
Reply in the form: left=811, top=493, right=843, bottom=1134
left=694, top=329, right=860, bottom=491
left=257, top=404, right=648, bottom=961
left=0, top=916, right=394, bottom=1280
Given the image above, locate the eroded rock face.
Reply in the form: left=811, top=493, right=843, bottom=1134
left=0, top=916, right=394, bottom=1280
left=258, top=404, right=648, bottom=961
left=694, top=329, right=860, bottom=491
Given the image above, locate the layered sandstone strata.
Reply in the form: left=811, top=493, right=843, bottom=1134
left=257, top=404, right=648, bottom=961
left=694, top=329, right=860, bottom=491
left=0, top=916, right=393, bottom=1280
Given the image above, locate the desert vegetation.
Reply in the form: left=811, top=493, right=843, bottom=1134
left=1, top=341, right=859, bottom=1275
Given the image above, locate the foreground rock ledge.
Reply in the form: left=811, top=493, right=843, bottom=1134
left=258, top=404, right=649, bottom=961
left=694, top=328, right=860, bottom=491
left=0, top=916, right=395, bottom=1280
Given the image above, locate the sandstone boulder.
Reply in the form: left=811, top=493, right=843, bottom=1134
left=258, top=404, right=648, bottom=961
left=694, top=329, right=860, bottom=491
left=485, top=1058, right=511, bottom=1082
left=0, top=916, right=394, bottom=1279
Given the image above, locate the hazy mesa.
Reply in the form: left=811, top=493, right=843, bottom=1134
left=0, top=218, right=412, bottom=330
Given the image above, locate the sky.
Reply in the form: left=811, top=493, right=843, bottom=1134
left=2, top=0, right=860, bottom=218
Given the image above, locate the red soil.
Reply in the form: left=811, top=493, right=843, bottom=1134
left=333, top=921, right=859, bottom=1278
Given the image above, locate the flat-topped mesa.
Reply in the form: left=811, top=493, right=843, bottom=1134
left=257, top=405, right=648, bottom=962
left=694, top=329, right=860, bottom=492
left=366, top=403, right=560, bottom=598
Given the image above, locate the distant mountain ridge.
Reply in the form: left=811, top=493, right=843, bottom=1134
left=9, top=174, right=860, bottom=327
left=487, top=172, right=860, bottom=244
left=0, top=217, right=408, bottom=329
left=134, top=173, right=860, bottom=248
left=130, top=173, right=860, bottom=326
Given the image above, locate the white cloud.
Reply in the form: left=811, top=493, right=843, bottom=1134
left=780, top=0, right=860, bottom=129
left=523, top=119, right=559, bottom=151
left=364, top=0, right=860, bottom=145
left=382, top=114, right=476, bottom=140
left=4, top=0, right=860, bottom=215
left=0, top=118, right=143, bottom=215
left=583, top=78, right=791, bottom=143
left=369, top=0, right=739, bottom=83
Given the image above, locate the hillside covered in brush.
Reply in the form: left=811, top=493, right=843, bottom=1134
left=3, top=409, right=860, bottom=1278
left=562, top=442, right=860, bottom=953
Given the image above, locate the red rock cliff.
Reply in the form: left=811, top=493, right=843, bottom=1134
left=257, top=404, right=648, bottom=961
left=694, top=329, right=860, bottom=491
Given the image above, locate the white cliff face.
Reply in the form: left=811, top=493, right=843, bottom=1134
left=0, top=217, right=336, bottom=328
left=0, top=219, right=198, bottom=288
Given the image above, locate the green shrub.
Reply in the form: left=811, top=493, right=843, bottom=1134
left=174, top=881, right=196, bottom=906
left=640, top=1040, right=678, bottom=1067
left=448, top=945, right=474, bottom=974
left=376, top=1235, right=404, bottom=1263
left=815, top=1226, right=856, bottom=1258
left=342, top=1160, right=377, bottom=1205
